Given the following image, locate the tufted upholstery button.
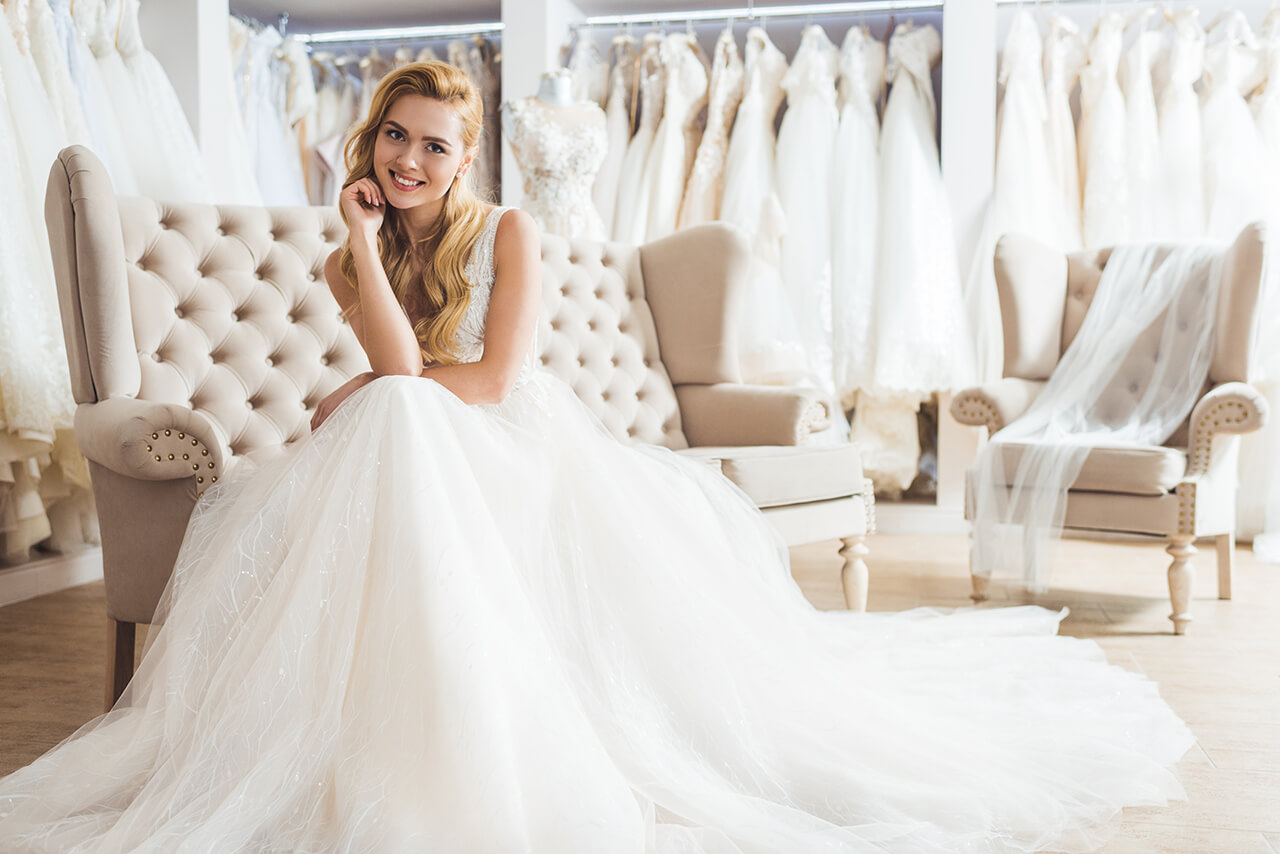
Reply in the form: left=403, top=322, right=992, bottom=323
left=232, top=311, right=241, bottom=322
left=159, top=221, right=169, bottom=230
left=254, top=271, right=264, bottom=280
left=246, top=400, right=254, bottom=410
left=642, top=358, right=652, bottom=367
left=610, top=357, right=620, bottom=367
left=215, top=226, right=226, bottom=236
left=602, top=390, right=611, bottom=401
left=576, top=356, right=585, bottom=367
left=300, top=400, right=307, bottom=409
left=152, top=351, right=161, bottom=361
left=174, top=307, right=185, bottom=318
left=593, top=289, right=604, bottom=299
left=539, top=356, right=548, bottom=365
left=319, top=355, right=330, bottom=366
left=265, top=356, right=274, bottom=367
left=307, top=272, right=317, bottom=282
left=1129, top=382, right=1139, bottom=393
left=286, top=313, right=296, bottom=323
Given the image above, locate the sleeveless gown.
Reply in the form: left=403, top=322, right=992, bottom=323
left=505, top=97, right=608, bottom=240
left=0, top=208, right=1194, bottom=852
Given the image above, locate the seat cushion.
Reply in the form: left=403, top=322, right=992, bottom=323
left=995, top=441, right=1186, bottom=496
left=678, top=444, right=863, bottom=508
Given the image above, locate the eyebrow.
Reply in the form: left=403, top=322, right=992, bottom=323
left=383, top=120, right=452, bottom=147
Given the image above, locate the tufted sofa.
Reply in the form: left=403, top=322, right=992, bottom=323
left=46, top=146, right=873, bottom=708
left=951, top=224, right=1269, bottom=634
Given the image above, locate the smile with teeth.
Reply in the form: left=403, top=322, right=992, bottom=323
left=390, top=170, right=425, bottom=190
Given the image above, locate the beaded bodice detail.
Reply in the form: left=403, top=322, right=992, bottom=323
left=456, top=206, right=536, bottom=391
left=505, top=97, right=607, bottom=239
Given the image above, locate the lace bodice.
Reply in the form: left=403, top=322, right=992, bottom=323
left=783, top=25, right=839, bottom=104
left=886, top=22, right=942, bottom=113
left=569, top=37, right=608, bottom=106
left=678, top=29, right=743, bottom=227
left=1043, top=16, right=1085, bottom=96
left=504, top=97, right=607, bottom=239
left=455, top=206, right=536, bottom=392
left=635, top=33, right=666, bottom=134
left=838, top=25, right=883, bottom=115
left=659, top=33, right=708, bottom=131
left=742, top=27, right=787, bottom=123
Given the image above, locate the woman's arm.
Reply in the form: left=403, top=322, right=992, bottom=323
left=419, top=209, right=542, bottom=405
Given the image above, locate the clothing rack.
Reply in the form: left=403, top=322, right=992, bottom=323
left=296, top=21, right=503, bottom=46
left=570, top=0, right=942, bottom=30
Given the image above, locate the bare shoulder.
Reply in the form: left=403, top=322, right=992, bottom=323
left=493, top=207, right=539, bottom=253
left=324, top=247, right=357, bottom=311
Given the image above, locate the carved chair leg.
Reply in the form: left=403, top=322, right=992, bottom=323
left=1166, top=536, right=1196, bottom=635
left=105, top=618, right=136, bottom=712
left=839, top=535, right=869, bottom=612
left=1215, top=532, right=1234, bottom=601
left=969, top=543, right=990, bottom=603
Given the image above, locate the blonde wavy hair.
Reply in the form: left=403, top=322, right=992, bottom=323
left=338, top=61, right=487, bottom=366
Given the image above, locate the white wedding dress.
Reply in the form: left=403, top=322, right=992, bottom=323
left=568, top=34, right=609, bottom=107
left=776, top=25, right=840, bottom=397
left=504, top=97, right=607, bottom=240
left=0, top=206, right=1194, bottom=853
left=20, top=0, right=90, bottom=147
left=1120, top=12, right=1164, bottom=243
left=677, top=27, right=743, bottom=229
left=1043, top=15, right=1085, bottom=250
left=593, top=34, right=637, bottom=237
left=612, top=32, right=664, bottom=244
left=1158, top=8, right=1206, bottom=242
left=830, top=25, right=883, bottom=409
left=639, top=33, right=708, bottom=242
left=1078, top=13, right=1129, bottom=247
left=721, top=27, right=805, bottom=385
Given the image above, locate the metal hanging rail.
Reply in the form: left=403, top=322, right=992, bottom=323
left=572, top=0, right=942, bottom=29
left=296, top=21, right=503, bottom=45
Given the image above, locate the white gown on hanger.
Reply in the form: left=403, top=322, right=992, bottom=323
left=966, top=9, right=1061, bottom=386
left=612, top=32, right=664, bottom=244
left=504, top=97, right=608, bottom=240
left=1119, top=11, right=1164, bottom=242
left=831, top=26, right=883, bottom=410
left=721, top=26, right=804, bottom=385
left=776, top=25, right=840, bottom=397
left=0, top=205, right=1194, bottom=853
left=242, top=24, right=309, bottom=206
left=677, top=27, right=744, bottom=229
left=568, top=35, right=609, bottom=107
left=1043, top=15, right=1085, bottom=251
left=1158, top=8, right=1206, bottom=242
left=593, top=34, right=636, bottom=238
left=639, top=33, right=708, bottom=242
left=1078, top=12, right=1129, bottom=247
left=114, top=0, right=213, bottom=204
left=20, top=0, right=89, bottom=147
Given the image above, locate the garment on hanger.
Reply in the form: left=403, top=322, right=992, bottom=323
left=448, top=38, right=502, bottom=202
left=831, top=25, right=883, bottom=410
left=568, top=33, right=608, bottom=107
left=1043, top=15, right=1084, bottom=250
left=1157, top=7, right=1206, bottom=242
left=612, top=31, right=664, bottom=244
left=639, top=33, right=708, bottom=242
left=22, top=0, right=89, bottom=147
left=504, top=96, right=607, bottom=240
left=1120, top=10, right=1164, bottom=242
left=593, top=33, right=636, bottom=237
left=1078, top=13, right=1129, bottom=247
left=721, top=26, right=803, bottom=385
left=776, top=24, right=840, bottom=397
left=677, top=27, right=743, bottom=230
left=240, top=25, right=308, bottom=205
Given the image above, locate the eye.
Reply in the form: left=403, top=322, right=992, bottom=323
left=426, top=142, right=445, bottom=154
left=385, top=128, right=405, bottom=142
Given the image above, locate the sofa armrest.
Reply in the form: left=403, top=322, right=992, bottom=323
left=74, top=397, right=231, bottom=488
left=950, top=378, right=1047, bottom=434
left=1186, top=382, right=1268, bottom=476
left=675, top=383, right=830, bottom=447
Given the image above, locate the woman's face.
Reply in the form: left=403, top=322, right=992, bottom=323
left=372, top=94, right=473, bottom=212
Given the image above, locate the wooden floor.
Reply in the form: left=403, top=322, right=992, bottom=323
left=2, top=533, right=1278, bottom=852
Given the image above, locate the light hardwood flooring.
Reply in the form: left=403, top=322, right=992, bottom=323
left=2, top=533, right=1278, bottom=852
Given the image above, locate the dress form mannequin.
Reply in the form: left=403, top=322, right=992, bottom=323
left=502, top=71, right=607, bottom=239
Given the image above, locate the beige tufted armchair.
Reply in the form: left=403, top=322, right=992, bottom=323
left=951, top=224, right=1269, bottom=634
left=46, top=146, right=872, bottom=709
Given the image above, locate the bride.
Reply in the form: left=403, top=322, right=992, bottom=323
left=0, top=61, right=1192, bottom=853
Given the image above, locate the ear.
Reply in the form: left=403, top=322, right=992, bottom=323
left=455, top=148, right=478, bottom=179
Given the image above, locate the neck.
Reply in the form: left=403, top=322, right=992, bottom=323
left=399, top=198, right=445, bottom=244
left=536, top=72, right=573, bottom=106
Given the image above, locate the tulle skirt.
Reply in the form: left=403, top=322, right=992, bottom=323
left=0, top=372, right=1192, bottom=852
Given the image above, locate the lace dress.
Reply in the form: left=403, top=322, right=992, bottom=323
left=1158, top=8, right=1206, bottom=242
left=639, top=33, right=708, bottom=242
left=568, top=35, right=608, bottom=107
left=677, top=28, right=743, bottom=229
left=831, top=26, right=883, bottom=409
left=592, top=34, right=637, bottom=238
left=612, top=32, right=664, bottom=244
left=1044, top=15, right=1085, bottom=250
left=449, top=38, right=501, bottom=202
left=1120, top=13, right=1164, bottom=242
left=0, top=205, right=1197, bottom=853
left=1078, top=13, right=1129, bottom=247
left=504, top=97, right=608, bottom=240
left=21, top=0, right=89, bottom=146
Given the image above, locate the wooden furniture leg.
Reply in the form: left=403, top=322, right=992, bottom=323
left=1166, top=536, right=1196, bottom=635
left=839, top=535, right=869, bottom=612
left=105, top=618, right=136, bottom=712
left=1215, top=532, right=1234, bottom=601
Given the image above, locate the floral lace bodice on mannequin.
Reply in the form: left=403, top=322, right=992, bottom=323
left=453, top=206, right=536, bottom=392
left=504, top=97, right=607, bottom=240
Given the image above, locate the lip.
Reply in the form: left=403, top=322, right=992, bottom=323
left=388, top=169, right=426, bottom=191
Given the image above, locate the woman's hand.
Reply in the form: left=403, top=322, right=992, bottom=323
left=311, top=371, right=378, bottom=432
left=339, top=178, right=386, bottom=241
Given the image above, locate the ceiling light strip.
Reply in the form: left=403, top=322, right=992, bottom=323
left=576, top=0, right=942, bottom=28
left=297, top=21, right=504, bottom=44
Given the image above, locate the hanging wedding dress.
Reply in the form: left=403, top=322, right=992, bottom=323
left=1202, top=11, right=1267, bottom=240
left=776, top=25, right=840, bottom=396
left=114, top=0, right=213, bottom=204
left=1158, top=7, right=1206, bottom=242
left=639, top=33, right=708, bottom=242
left=593, top=34, right=636, bottom=237
left=568, top=34, right=608, bottom=107
left=449, top=38, right=501, bottom=202
left=965, top=10, right=1060, bottom=386
left=1120, top=11, right=1164, bottom=242
left=21, top=0, right=89, bottom=146
left=612, top=32, right=664, bottom=244
left=241, top=24, right=308, bottom=206
left=857, top=21, right=972, bottom=495
left=1043, top=15, right=1085, bottom=251
left=0, top=205, right=1194, bottom=852
left=1077, top=12, right=1129, bottom=247
left=721, top=27, right=803, bottom=385
left=831, top=26, right=883, bottom=410
left=677, top=27, right=743, bottom=229
left=504, top=97, right=608, bottom=240
left=47, top=0, right=136, bottom=194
